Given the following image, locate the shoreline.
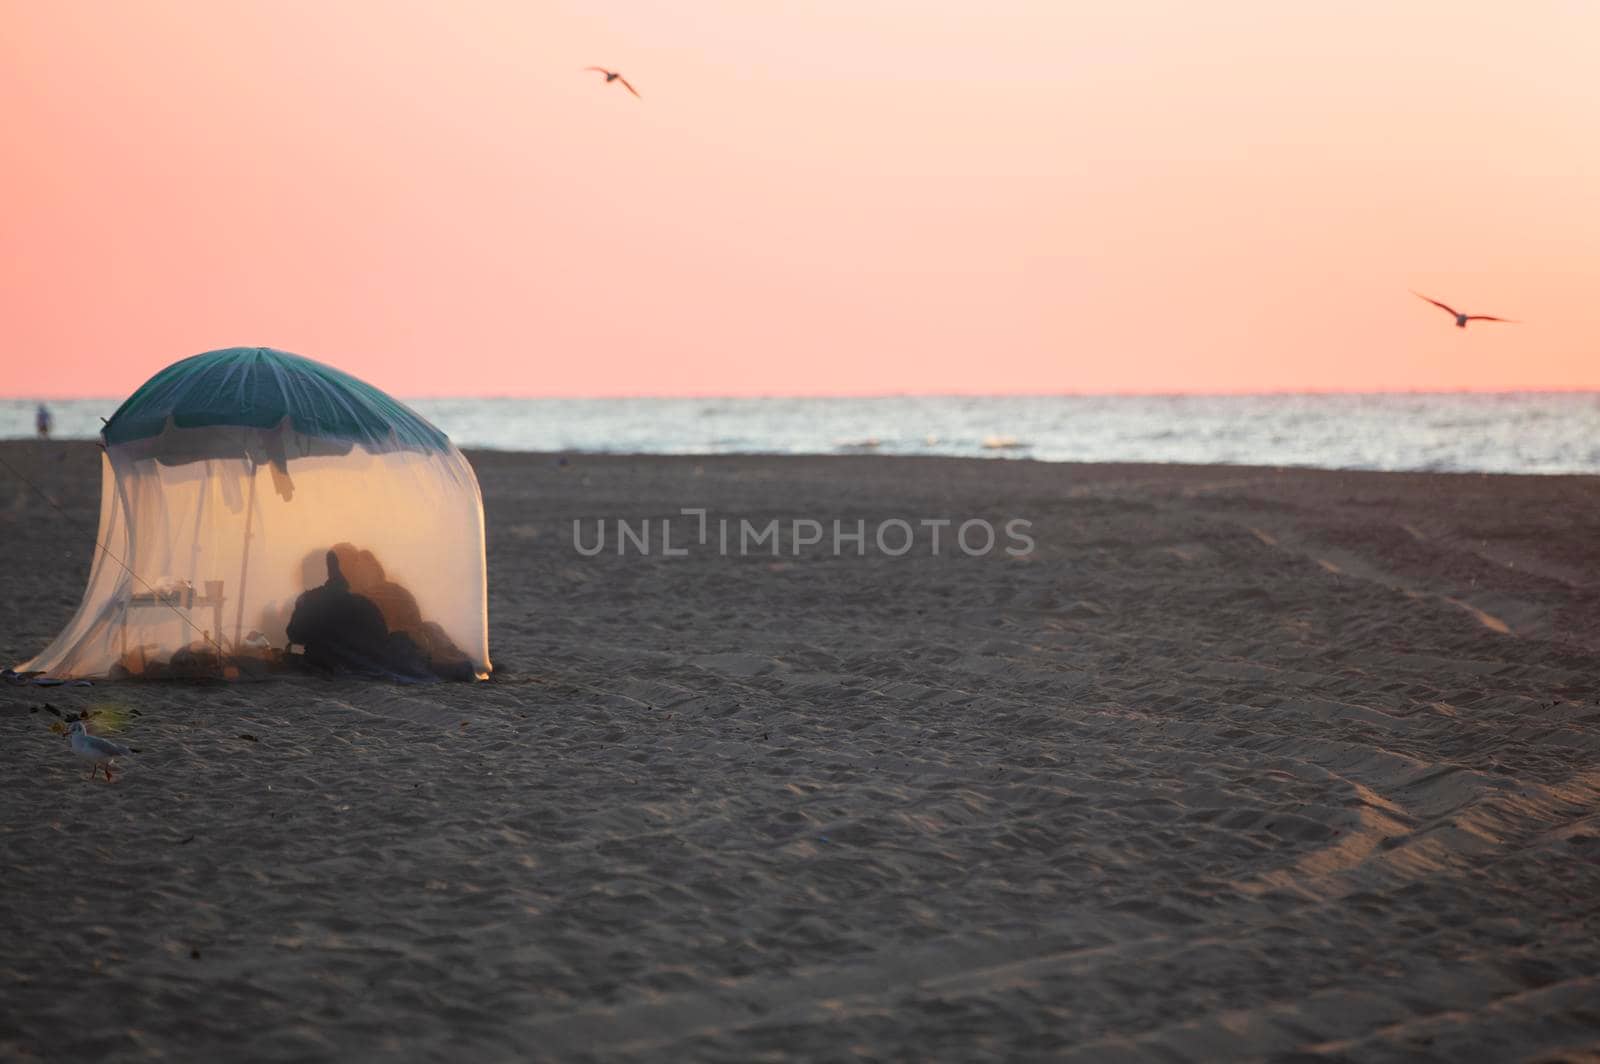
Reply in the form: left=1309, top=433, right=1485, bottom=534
left=10, top=389, right=1600, bottom=477
left=8, top=438, right=1600, bottom=479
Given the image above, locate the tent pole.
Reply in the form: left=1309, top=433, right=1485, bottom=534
left=189, top=461, right=208, bottom=605
left=232, top=460, right=258, bottom=656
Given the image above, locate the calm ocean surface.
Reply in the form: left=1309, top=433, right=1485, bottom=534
left=6, top=394, right=1600, bottom=475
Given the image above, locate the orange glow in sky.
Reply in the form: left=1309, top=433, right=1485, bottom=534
left=3, top=1, right=1598, bottom=397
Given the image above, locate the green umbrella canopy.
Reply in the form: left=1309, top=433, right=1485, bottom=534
left=103, top=347, right=450, bottom=455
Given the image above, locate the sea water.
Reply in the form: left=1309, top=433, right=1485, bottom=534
left=6, top=393, right=1599, bottom=475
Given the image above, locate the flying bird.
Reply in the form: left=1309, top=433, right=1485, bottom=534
left=1411, top=291, right=1518, bottom=328
left=585, top=67, right=640, bottom=98
left=65, top=720, right=132, bottom=783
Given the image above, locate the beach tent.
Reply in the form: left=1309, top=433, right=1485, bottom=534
left=17, top=347, right=490, bottom=680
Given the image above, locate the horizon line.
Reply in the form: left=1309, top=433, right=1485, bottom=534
left=8, top=386, right=1600, bottom=403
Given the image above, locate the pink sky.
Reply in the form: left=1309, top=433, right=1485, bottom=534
left=4, top=1, right=1598, bottom=398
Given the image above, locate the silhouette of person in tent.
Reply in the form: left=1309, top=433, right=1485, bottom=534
left=329, top=542, right=475, bottom=681
left=285, top=550, right=391, bottom=675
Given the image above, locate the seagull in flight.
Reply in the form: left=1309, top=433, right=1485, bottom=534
left=1411, top=291, right=1518, bottom=328
left=585, top=67, right=640, bottom=98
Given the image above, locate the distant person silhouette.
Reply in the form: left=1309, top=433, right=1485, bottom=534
left=285, top=550, right=390, bottom=674
left=35, top=404, right=52, bottom=439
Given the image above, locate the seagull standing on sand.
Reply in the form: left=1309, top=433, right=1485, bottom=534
left=585, top=67, right=640, bottom=97
left=1411, top=291, right=1518, bottom=328
left=66, top=721, right=132, bottom=783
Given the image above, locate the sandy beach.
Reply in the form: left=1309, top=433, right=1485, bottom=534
left=3, top=439, right=1599, bottom=1061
